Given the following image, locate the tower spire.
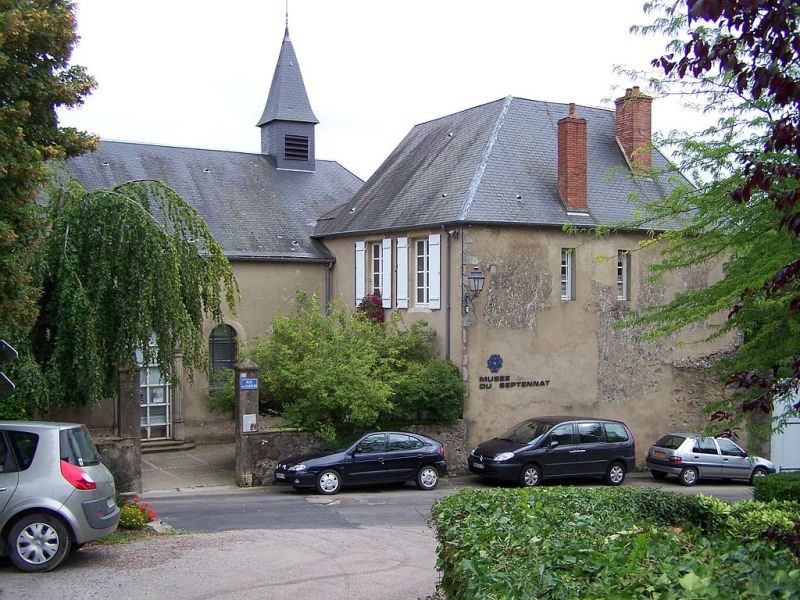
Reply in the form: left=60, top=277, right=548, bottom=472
left=257, top=14, right=318, bottom=170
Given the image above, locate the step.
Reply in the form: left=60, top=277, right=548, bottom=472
left=141, top=440, right=197, bottom=454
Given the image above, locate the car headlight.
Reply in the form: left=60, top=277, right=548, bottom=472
left=288, top=464, right=307, bottom=472
left=495, top=452, right=514, bottom=462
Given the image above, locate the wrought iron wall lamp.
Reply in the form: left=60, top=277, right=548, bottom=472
left=463, top=266, right=485, bottom=313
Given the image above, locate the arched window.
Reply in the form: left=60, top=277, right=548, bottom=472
left=209, top=325, right=237, bottom=370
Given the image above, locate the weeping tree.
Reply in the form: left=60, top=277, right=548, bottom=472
left=6, top=177, right=238, bottom=416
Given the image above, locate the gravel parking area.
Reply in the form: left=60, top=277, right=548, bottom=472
left=0, top=525, right=439, bottom=600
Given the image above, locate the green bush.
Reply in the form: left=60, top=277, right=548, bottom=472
left=207, top=367, right=235, bottom=418
left=248, top=291, right=463, bottom=443
left=754, top=472, right=800, bottom=502
left=430, top=487, right=800, bottom=599
left=392, top=359, right=464, bottom=424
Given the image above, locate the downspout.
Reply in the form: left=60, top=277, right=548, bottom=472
left=445, top=227, right=450, bottom=361
left=443, top=226, right=458, bottom=361
left=325, top=259, right=335, bottom=315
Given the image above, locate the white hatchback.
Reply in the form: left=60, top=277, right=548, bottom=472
left=645, top=433, right=776, bottom=486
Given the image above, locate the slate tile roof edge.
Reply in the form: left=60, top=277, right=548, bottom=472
left=311, top=219, right=673, bottom=240
left=227, top=254, right=334, bottom=262
left=91, top=139, right=348, bottom=165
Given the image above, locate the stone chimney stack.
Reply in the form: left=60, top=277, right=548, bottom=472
left=615, top=86, right=652, bottom=171
left=557, top=102, right=587, bottom=212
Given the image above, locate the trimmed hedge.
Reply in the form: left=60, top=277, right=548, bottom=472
left=754, top=472, right=800, bottom=502
left=430, top=487, right=800, bottom=599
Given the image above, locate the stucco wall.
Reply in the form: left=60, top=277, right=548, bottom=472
left=180, top=259, right=330, bottom=442
left=323, top=233, right=461, bottom=361
left=459, top=225, right=735, bottom=464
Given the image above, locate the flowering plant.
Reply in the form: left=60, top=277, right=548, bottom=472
left=118, top=496, right=158, bottom=530
left=357, top=290, right=384, bottom=323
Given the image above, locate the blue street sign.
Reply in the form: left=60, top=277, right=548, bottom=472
left=240, top=378, right=259, bottom=390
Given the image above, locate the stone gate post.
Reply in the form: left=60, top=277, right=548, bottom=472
left=234, top=358, right=260, bottom=487
left=114, top=361, right=142, bottom=493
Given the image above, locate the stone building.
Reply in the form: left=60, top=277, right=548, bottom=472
left=60, top=27, right=729, bottom=463
left=315, top=90, right=731, bottom=461
left=61, top=27, right=362, bottom=442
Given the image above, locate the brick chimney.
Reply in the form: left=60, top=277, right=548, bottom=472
left=615, top=86, right=652, bottom=171
left=557, top=103, right=587, bottom=212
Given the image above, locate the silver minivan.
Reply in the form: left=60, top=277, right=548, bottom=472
left=0, top=421, right=120, bottom=572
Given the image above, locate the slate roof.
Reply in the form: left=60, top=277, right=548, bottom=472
left=314, top=96, right=686, bottom=238
left=65, top=141, right=362, bottom=261
left=256, top=27, right=319, bottom=126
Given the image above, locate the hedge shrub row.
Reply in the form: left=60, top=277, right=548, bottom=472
left=754, top=472, right=800, bottom=503
left=430, top=487, right=800, bottom=599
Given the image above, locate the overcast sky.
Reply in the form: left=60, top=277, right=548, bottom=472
left=58, top=0, right=695, bottom=181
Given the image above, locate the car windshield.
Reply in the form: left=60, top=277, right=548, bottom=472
left=654, top=434, right=686, bottom=450
left=498, top=420, right=554, bottom=445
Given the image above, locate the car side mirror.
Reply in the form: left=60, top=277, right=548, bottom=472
left=549, top=440, right=559, bottom=449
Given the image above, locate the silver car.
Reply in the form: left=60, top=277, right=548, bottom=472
left=645, top=433, right=776, bottom=486
left=0, top=421, right=120, bottom=572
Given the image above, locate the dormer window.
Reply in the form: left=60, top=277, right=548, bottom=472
left=284, top=134, right=309, bottom=161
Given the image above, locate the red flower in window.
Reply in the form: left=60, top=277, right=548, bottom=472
left=358, top=290, right=385, bottom=323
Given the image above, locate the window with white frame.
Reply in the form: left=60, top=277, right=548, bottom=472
left=617, top=250, right=631, bottom=301
left=371, top=242, right=383, bottom=294
left=561, top=248, right=575, bottom=301
left=356, top=239, right=392, bottom=308
left=415, top=238, right=430, bottom=305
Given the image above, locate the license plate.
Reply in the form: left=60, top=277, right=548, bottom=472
left=275, top=472, right=285, bottom=479
left=106, top=497, right=115, bottom=509
left=654, top=450, right=666, bottom=458
left=473, top=462, right=485, bottom=469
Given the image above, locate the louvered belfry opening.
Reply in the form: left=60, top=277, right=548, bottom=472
left=284, top=134, right=309, bottom=161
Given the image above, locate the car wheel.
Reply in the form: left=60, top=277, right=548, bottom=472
left=7, top=513, right=72, bottom=573
left=605, top=462, right=626, bottom=486
left=316, top=469, right=342, bottom=495
left=679, top=467, right=699, bottom=486
left=519, top=464, right=541, bottom=487
left=750, top=466, right=769, bottom=485
left=650, top=470, right=668, bottom=481
left=416, top=466, right=439, bottom=490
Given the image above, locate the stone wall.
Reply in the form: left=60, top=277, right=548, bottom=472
left=241, top=429, right=326, bottom=487
left=670, top=352, right=732, bottom=435
left=240, top=421, right=469, bottom=487
left=95, top=435, right=141, bottom=495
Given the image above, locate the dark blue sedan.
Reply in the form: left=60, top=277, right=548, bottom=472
left=273, top=431, right=447, bottom=495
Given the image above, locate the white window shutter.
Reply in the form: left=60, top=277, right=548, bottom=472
left=355, top=241, right=365, bottom=306
left=396, top=237, right=408, bottom=308
left=429, top=233, right=441, bottom=310
left=381, top=238, right=392, bottom=308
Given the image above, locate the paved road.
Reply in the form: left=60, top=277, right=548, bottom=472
left=144, top=473, right=754, bottom=533
left=0, top=474, right=756, bottom=600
